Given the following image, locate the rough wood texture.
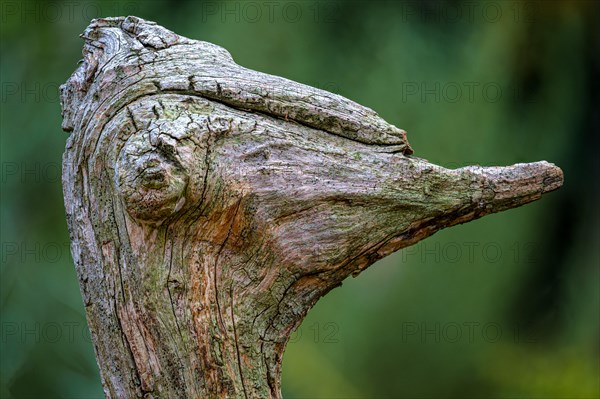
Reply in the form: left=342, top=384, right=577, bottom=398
left=60, top=16, right=563, bottom=399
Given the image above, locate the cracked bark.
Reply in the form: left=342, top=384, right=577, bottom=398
left=60, top=16, right=563, bottom=399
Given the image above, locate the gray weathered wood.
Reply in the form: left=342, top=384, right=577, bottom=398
left=60, top=16, right=563, bottom=399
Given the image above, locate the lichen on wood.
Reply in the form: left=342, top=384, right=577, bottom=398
left=60, top=16, right=563, bottom=399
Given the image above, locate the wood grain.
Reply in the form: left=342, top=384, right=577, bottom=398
left=60, top=16, right=563, bottom=399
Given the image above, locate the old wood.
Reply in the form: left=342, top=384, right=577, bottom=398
left=60, top=16, right=563, bottom=399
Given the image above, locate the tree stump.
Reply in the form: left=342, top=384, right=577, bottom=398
left=59, top=16, right=563, bottom=399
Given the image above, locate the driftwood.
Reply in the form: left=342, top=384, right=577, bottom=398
left=59, top=16, right=563, bottom=399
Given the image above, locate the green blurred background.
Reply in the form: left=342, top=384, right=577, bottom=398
left=1, top=0, right=598, bottom=398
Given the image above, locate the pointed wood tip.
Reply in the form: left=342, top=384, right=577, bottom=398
left=463, top=161, right=563, bottom=213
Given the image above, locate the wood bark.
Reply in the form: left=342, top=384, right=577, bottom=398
left=59, top=16, right=563, bottom=399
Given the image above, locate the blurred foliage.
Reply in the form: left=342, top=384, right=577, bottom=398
left=1, top=0, right=598, bottom=398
